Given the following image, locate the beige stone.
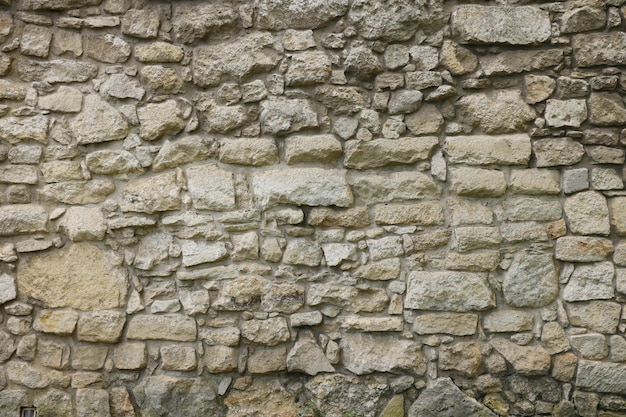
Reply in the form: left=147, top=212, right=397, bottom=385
left=374, top=202, right=443, bottom=225
left=113, top=343, right=147, bottom=370
left=444, top=134, right=531, bottom=166
left=413, top=313, right=478, bottom=336
left=33, top=309, right=78, bottom=335
left=77, top=311, right=126, bottom=343
left=284, top=134, right=342, bottom=164
left=556, top=236, right=614, bottom=262
left=137, top=100, right=185, bottom=141
left=439, top=342, right=482, bottom=377
left=490, top=338, right=551, bottom=376
left=127, top=314, right=197, bottom=341
left=450, top=167, right=506, bottom=197
left=59, top=207, right=106, bottom=241
left=350, top=171, right=440, bottom=203
left=565, top=191, right=610, bottom=236
left=483, top=310, right=534, bottom=333
left=119, top=171, right=181, bottom=213
left=509, top=168, right=560, bottom=195
left=219, top=138, right=278, bottom=166
left=248, top=346, right=287, bottom=374
left=70, top=94, right=128, bottom=145
left=344, top=137, right=438, bottom=169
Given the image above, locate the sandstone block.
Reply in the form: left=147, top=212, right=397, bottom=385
left=454, top=226, right=501, bottom=252
left=533, top=138, right=585, bottom=167
left=0, top=80, right=26, bottom=101
left=17, top=243, right=127, bottom=310
left=33, top=309, right=78, bottom=335
left=286, top=333, right=334, bottom=375
left=545, top=99, right=588, bottom=128
left=509, top=169, right=560, bottom=195
left=260, top=97, right=318, bottom=135
left=100, top=74, right=145, bottom=100
left=439, top=342, right=483, bottom=377
left=185, top=165, right=235, bottom=211
left=406, top=271, right=495, bottom=312
left=152, top=136, right=216, bottom=172
left=286, top=51, right=331, bottom=85
left=321, top=243, right=357, bottom=266
left=556, top=236, right=614, bottom=262
left=374, top=202, right=443, bottom=225
left=441, top=40, right=478, bottom=75
left=283, top=239, right=322, bottom=267
left=307, top=284, right=388, bottom=313
left=139, top=65, right=183, bottom=94
left=180, top=240, right=228, bottom=267
left=576, top=360, right=626, bottom=394
left=588, top=92, right=626, bottom=126
left=219, top=138, right=278, bottom=166
left=571, top=333, right=608, bottom=360
left=38, top=86, right=82, bottom=112
left=367, top=236, right=403, bottom=261
left=127, top=314, right=197, bottom=341
left=248, top=346, right=287, bottom=374
left=43, top=180, right=115, bottom=205
left=483, top=310, right=534, bottom=333
left=444, top=134, right=531, bottom=165
left=137, top=100, right=185, bottom=141
left=251, top=168, right=352, bottom=207
left=490, top=338, right=551, bottom=375
left=561, top=5, right=605, bottom=34
left=0, top=115, right=48, bottom=144
left=314, top=85, right=369, bottom=114
left=568, top=301, right=621, bottom=334
left=70, top=95, right=128, bottom=145
left=200, top=102, right=248, bottom=134
left=77, top=311, right=126, bottom=343
left=450, top=167, right=506, bottom=197
left=350, top=171, right=440, bottom=203
left=564, top=262, right=615, bottom=302
left=59, top=207, right=106, bottom=241
left=353, top=258, right=400, bottom=281
left=76, top=389, right=110, bottom=417
left=85, top=34, right=130, bottom=63
left=524, top=74, right=556, bottom=104
left=18, top=59, right=98, bottom=83
left=256, top=0, right=348, bottom=30
left=452, top=5, right=551, bottom=45
left=573, top=32, right=626, bottom=67
left=161, top=345, right=196, bottom=371
left=71, top=345, right=108, bottom=371
left=284, top=134, right=342, bottom=164
left=344, top=137, right=438, bottom=169
left=121, top=8, right=160, bottom=39
left=565, top=191, right=610, bottom=235
left=113, top=343, right=147, bottom=370
left=541, top=322, right=570, bottom=355
left=480, top=49, right=563, bottom=76
left=503, top=251, right=558, bottom=308
left=413, top=313, right=478, bottom=336
left=119, top=171, right=181, bottom=213
left=85, top=150, right=142, bottom=176
left=241, top=317, right=290, bottom=346
left=445, top=250, right=500, bottom=272
left=135, top=42, right=184, bottom=63
left=172, top=3, right=237, bottom=44
left=199, top=327, right=240, bottom=346
left=282, top=29, right=316, bottom=51
left=0, top=166, right=38, bottom=184
left=0, top=273, right=16, bottom=304
left=610, top=197, right=626, bottom=236
left=456, top=90, right=535, bottom=133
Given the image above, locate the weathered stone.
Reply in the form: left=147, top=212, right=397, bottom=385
left=444, top=134, right=531, bottom=165
left=556, top=236, right=614, bottom=262
left=71, top=345, right=108, bottom=371
left=18, top=59, right=98, bottom=83
left=161, top=346, right=196, bottom=371
left=127, top=314, right=196, bottom=341
left=568, top=301, right=621, bottom=334
left=340, top=315, right=403, bottom=332
left=571, top=333, right=608, bottom=360
left=135, top=42, right=184, bottom=63
left=450, top=167, right=506, bottom=197
left=252, top=168, right=352, bottom=207
left=121, top=8, right=160, bottom=39
left=456, top=90, right=535, bottom=133
left=446, top=250, right=500, bottom=272
left=564, top=262, right=615, bottom=302
left=119, top=171, right=181, bottom=213
left=441, top=40, right=477, bottom=75
left=85, top=34, right=130, bottom=63
left=350, top=171, right=440, bottom=203
left=565, top=191, right=610, bottom=235
left=0, top=116, right=48, bottom=144
left=545, top=99, right=588, bottom=128
left=241, top=317, right=290, bottom=346
left=307, top=284, right=389, bottom=313
left=308, top=207, right=370, bottom=228
left=406, top=271, right=495, bottom=312
left=0, top=166, right=38, bottom=184
left=533, top=138, right=585, bottom=167
left=503, top=251, right=558, bottom=308
left=199, top=327, right=240, bottom=346
left=490, top=338, right=551, bottom=376
left=20, top=24, right=52, bottom=57
left=452, top=5, right=550, bottom=45
left=260, top=97, right=318, bottom=135
left=562, top=4, right=605, bottom=34
left=134, top=376, right=218, bottom=416
left=413, top=313, right=478, bottom=336
left=509, top=169, right=560, bottom=195
left=287, top=332, right=334, bottom=375
left=113, top=343, right=147, bottom=370
left=219, top=138, right=278, bottom=166
left=153, top=136, right=216, bottom=172
left=589, top=93, right=626, bottom=126
left=284, top=134, right=342, bottom=164
left=454, top=226, right=501, bottom=252
left=43, top=180, right=115, bottom=205
left=139, top=65, right=183, bottom=94
left=541, top=322, right=570, bottom=355
left=587, top=146, right=625, bottom=165
left=248, top=346, right=287, bottom=374
left=40, top=161, right=82, bottom=183
left=71, top=95, right=128, bottom=145
left=32, top=309, right=78, bottom=335
left=0, top=273, right=16, bottom=305
left=181, top=240, right=227, bottom=267
left=388, top=90, right=423, bottom=114
left=38, top=86, right=82, bottom=112
left=576, top=360, right=626, bottom=394
left=0, top=80, right=26, bottom=101
left=316, top=86, right=370, bottom=116
left=225, top=377, right=295, bottom=417
left=439, top=342, right=483, bottom=377
left=256, top=0, right=348, bottom=30
left=286, top=51, right=331, bottom=85
left=524, top=74, right=556, bottom=104
left=283, top=29, right=316, bottom=51
left=283, top=239, right=322, bottom=267
left=591, top=167, right=623, bottom=190
left=573, top=32, right=626, bottom=67
left=59, top=207, right=106, bottom=241
left=374, top=202, right=443, bottom=226
left=77, top=311, right=125, bottom=343
left=344, top=137, right=437, bottom=169
left=17, top=243, right=127, bottom=310
left=137, top=100, right=185, bottom=141
left=367, top=236, right=403, bottom=261
left=341, top=333, right=426, bottom=375
left=553, top=353, right=578, bottom=382
left=321, top=243, right=357, bottom=266
left=408, top=377, right=498, bottom=417
left=610, top=198, right=626, bottom=236
left=484, top=310, right=533, bottom=333
left=86, top=150, right=142, bottom=176
left=405, top=104, right=444, bottom=135
left=199, top=102, right=247, bottom=134
left=172, top=3, right=237, bottom=44
left=481, top=49, right=563, bottom=77
left=194, top=32, right=280, bottom=87
left=99, top=74, right=145, bottom=100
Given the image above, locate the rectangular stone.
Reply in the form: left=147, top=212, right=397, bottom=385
left=556, top=236, right=614, bottom=262
left=454, top=226, right=501, bottom=252
left=576, top=359, right=626, bottom=394
left=308, top=207, right=370, bottom=228
left=374, top=202, right=443, bottom=225
left=413, top=313, right=478, bottom=336
left=0, top=165, right=38, bottom=184
left=483, top=310, right=534, bottom=333
left=127, top=314, right=197, bottom=341
left=450, top=167, right=506, bottom=197
left=503, top=197, right=562, bottom=221
left=349, top=171, right=440, bottom=203
left=573, top=33, right=626, bottom=67
left=344, top=137, right=438, bottom=169
left=251, top=168, right=352, bottom=207
left=339, top=316, right=404, bottom=332
left=480, top=49, right=564, bottom=76
left=406, top=271, right=496, bottom=312
left=452, top=5, right=551, bottom=45
left=501, top=222, right=548, bottom=243
left=0, top=204, right=47, bottom=236
left=444, top=134, right=531, bottom=165
left=186, top=164, right=235, bottom=211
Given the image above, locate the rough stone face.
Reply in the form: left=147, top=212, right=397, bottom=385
left=525, top=74, right=556, bottom=104
left=573, top=33, right=626, bottom=67
left=533, top=138, right=585, bottom=167
left=413, top=313, right=477, bottom=336
left=307, top=284, right=389, bottom=313
left=440, top=40, right=478, bottom=75
left=483, top=310, right=533, bottom=333
left=503, top=251, right=559, bottom=308
left=251, top=168, right=352, bottom=207
left=137, top=100, right=185, bottom=141
left=556, top=236, right=614, bottom=262
left=349, top=171, right=441, bottom=203
left=456, top=90, right=535, bottom=133
left=444, top=134, right=531, bottom=165
left=119, top=171, right=181, bottom=213
left=0, top=273, right=16, bottom=305
left=568, top=301, right=621, bottom=334
left=152, top=136, right=216, bottom=172
left=260, top=97, right=318, bottom=135
left=127, top=315, right=197, bottom=341
left=284, top=134, right=342, bottom=164
left=344, top=137, right=438, bottom=169
left=77, top=311, right=126, bottom=343
left=545, top=99, right=588, bottom=128
left=286, top=333, right=334, bottom=375
left=42, top=180, right=116, bottom=205
left=172, top=3, right=237, bottom=44
left=85, top=150, right=142, bottom=176
left=439, top=342, right=483, bottom=377
left=59, top=207, right=106, bottom=241
left=38, top=86, right=82, bottom=112
left=85, top=34, right=131, bottom=63
left=71, top=95, right=128, bottom=145
left=408, top=378, right=497, bottom=417
left=564, top=262, right=615, bottom=302
left=0, top=204, right=47, bottom=236
left=406, top=271, right=495, bottom=312
left=285, top=51, right=331, bottom=86
left=134, top=376, right=218, bottom=416
left=135, top=42, right=184, bottom=63
left=452, top=5, right=551, bottom=45
left=374, top=202, right=443, bottom=226
left=576, top=360, right=626, bottom=394
left=241, top=317, right=290, bottom=346
left=564, top=191, right=610, bottom=236
left=256, top=0, right=348, bottom=30
left=490, top=338, right=551, bottom=376
left=480, top=49, right=564, bottom=76
left=17, top=243, right=127, bottom=310
left=450, top=167, right=506, bottom=197
left=588, top=93, right=626, bottom=126
left=185, top=165, right=236, bottom=211
left=0, top=116, right=49, bottom=144
left=219, top=138, right=278, bottom=166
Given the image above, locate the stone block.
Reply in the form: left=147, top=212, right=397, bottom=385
left=127, top=314, right=197, bottom=341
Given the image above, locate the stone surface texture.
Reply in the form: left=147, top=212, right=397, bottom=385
left=0, top=1, right=622, bottom=416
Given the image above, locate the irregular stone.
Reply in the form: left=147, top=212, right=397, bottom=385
left=440, top=40, right=478, bottom=75
left=256, top=0, right=348, bottom=30
left=251, top=168, right=352, bottom=207
left=161, top=346, right=196, bottom=371
left=193, top=32, right=280, bottom=87
left=135, top=42, right=184, bottom=63
left=86, top=150, right=142, bottom=176
left=199, top=327, right=240, bottom=346
left=52, top=29, right=82, bottom=57
left=452, top=5, right=550, bottom=45
left=248, top=346, right=287, bottom=374
left=180, top=240, right=228, bottom=267
left=480, top=49, right=564, bottom=76
left=184, top=165, right=235, bottom=211
left=119, top=171, right=180, bottom=213
left=503, top=251, right=558, bottom=308
left=564, top=191, right=610, bottom=235
left=99, top=74, right=145, bottom=100
left=341, top=333, right=426, bottom=375
left=17, top=59, right=98, bottom=83
left=545, top=99, right=588, bottom=128
left=0, top=166, right=38, bottom=184
left=533, top=137, right=585, bottom=167
left=284, top=134, right=342, bottom=164
left=587, top=147, right=625, bottom=165
left=287, top=332, right=334, bottom=375
left=444, top=134, right=531, bottom=165
left=241, top=317, right=290, bottom=346
left=139, top=65, right=183, bottom=94
left=121, top=8, right=160, bottom=39
left=573, top=32, right=626, bottom=67
left=0, top=80, right=26, bottom=101
left=561, top=4, right=606, bottom=34
left=137, top=100, right=185, bottom=141
left=509, top=169, right=560, bottom=195
left=59, top=207, right=106, bottom=241
left=610, top=198, right=626, bottom=236
left=591, top=167, right=623, bottom=190
left=260, top=97, right=318, bottom=135
left=564, top=262, right=615, bottom=302
left=283, top=29, right=316, bottom=51
left=350, top=171, right=440, bottom=203
left=483, top=310, right=534, bottom=333
left=225, top=377, right=295, bottom=417
left=576, top=359, right=626, bottom=394
left=454, top=226, right=501, bottom=252
left=490, top=338, right=551, bottom=376
left=285, top=51, right=331, bottom=85
left=38, top=86, right=82, bottom=112
left=344, top=137, right=437, bottom=169
left=571, top=333, right=608, bottom=360
left=413, top=313, right=478, bottom=336
left=556, top=236, right=614, bottom=262
left=340, top=315, right=403, bottom=332
left=456, top=90, right=535, bottom=133
left=308, top=207, right=370, bottom=228
left=219, top=138, right=278, bottom=166
left=20, top=24, right=52, bottom=57
left=127, top=314, right=196, bottom=341
left=152, top=136, right=216, bottom=172
left=374, top=202, right=443, bottom=225
left=172, top=3, right=237, bottom=44
left=388, top=90, right=422, bottom=114
left=307, top=284, right=388, bottom=313
left=0, top=273, right=16, bottom=304
left=406, top=271, right=495, bottom=312
left=71, top=95, right=128, bottom=145
left=524, top=74, right=556, bottom=104
left=439, top=342, right=483, bottom=377
left=589, top=92, right=626, bottom=126
left=314, top=85, right=369, bottom=115
left=448, top=199, right=493, bottom=226
left=321, top=243, right=357, bottom=266
left=283, top=239, right=322, bottom=267
left=553, top=353, right=577, bottom=382
left=134, top=376, right=218, bottom=416
left=367, top=236, right=403, bottom=261
left=17, top=243, right=127, bottom=310
left=85, top=34, right=130, bottom=63
left=71, top=345, right=108, bottom=370
left=77, top=311, right=126, bottom=343
left=408, top=377, right=498, bottom=417
left=43, top=180, right=115, bottom=204
left=405, top=104, right=444, bottom=135
left=0, top=115, right=48, bottom=144
left=445, top=250, right=500, bottom=272
left=449, top=167, right=506, bottom=197
left=541, top=322, right=570, bottom=354
left=568, top=301, right=621, bottom=334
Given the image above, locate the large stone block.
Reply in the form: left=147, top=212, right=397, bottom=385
left=450, top=167, right=506, bottom=197
left=77, top=311, right=126, bottom=343
left=406, top=271, right=495, bottom=312
left=456, top=90, right=535, bottom=133
left=452, top=5, right=551, bottom=45
left=573, top=32, right=626, bottom=67
left=185, top=165, right=235, bottom=211
left=0, top=204, right=47, bottom=236
left=172, top=3, right=237, bottom=44
left=564, top=262, right=615, bottom=302
left=444, top=134, right=531, bottom=165
left=119, top=171, right=181, bottom=213
left=490, top=338, right=551, bottom=376
left=251, top=168, right=352, bottom=207
left=564, top=191, right=610, bottom=236
left=70, top=95, right=128, bottom=145
left=127, top=314, right=197, bottom=341
left=408, top=378, right=497, bottom=417
left=556, top=236, right=613, bottom=262
left=576, top=360, right=626, bottom=394
left=413, top=313, right=478, bottom=336
left=503, top=251, right=558, bottom=308
left=17, top=243, right=127, bottom=310
left=349, top=171, right=440, bottom=203
left=344, top=137, right=438, bottom=169
left=0, top=115, right=48, bottom=144
left=256, top=0, right=348, bottom=30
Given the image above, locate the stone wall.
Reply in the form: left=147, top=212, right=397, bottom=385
left=0, top=0, right=625, bottom=416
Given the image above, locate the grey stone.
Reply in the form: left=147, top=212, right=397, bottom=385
left=444, top=134, right=531, bottom=165
left=556, top=236, right=614, bottom=262
left=0, top=273, right=16, bottom=304
left=284, top=134, right=342, bottom=164
left=21, top=24, right=52, bottom=57
left=181, top=240, right=228, bottom=267
left=283, top=239, right=323, bottom=267
left=137, top=100, right=185, bottom=141
left=38, top=86, right=82, bottom=112
left=591, top=167, right=623, bottom=190
left=119, top=171, right=180, bottom=213
left=350, top=171, right=440, bottom=203
left=525, top=74, right=556, bottom=104
left=564, top=262, right=615, bottom=302
left=573, top=32, right=626, bottom=67
left=533, top=138, right=585, bottom=167
left=127, top=314, right=196, bottom=341
left=405, top=104, right=444, bottom=135
left=77, top=311, right=126, bottom=343
left=307, top=284, right=389, bottom=313
left=456, top=90, right=535, bottom=133
left=241, top=317, right=290, bottom=346
left=85, top=34, right=131, bottom=63
left=314, top=85, right=369, bottom=114
left=134, top=376, right=217, bottom=415
left=287, top=332, right=334, bottom=375
left=576, top=360, right=626, bottom=394
left=503, top=251, right=558, bottom=308
left=0, top=116, right=48, bottom=144
left=571, top=333, right=608, bottom=360
left=545, top=99, right=587, bottom=128
left=452, top=5, right=550, bottom=45
left=152, top=136, right=216, bottom=172
left=388, top=90, right=423, bottom=114
left=450, top=167, right=506, bottom=197
left=85, top=150, right=142, bottom=176
left=344, top=137, right=438, bottom=169
left=480, top=49, right=564, bottom=76
left=541, top=322, right=570, bottom=355
left=589, top=93, right=626, bottom=126
left=408, top=377, right=497, bottom=417
left=286, top=51, right=331, bottom=85
left=568, top=301, right=621, bottom=334
left=121, top=8, right=160, bottom=39
left=341, top=333, right=426, bottom=375
left=256, top=0, right=348, bottom=30
left=484, top=310, right=534, bottom=333
left=43, top=180, right=115, bottom=205
left=565, top=191, right=610, bottom=235
left=161, top=345, right=196, bottom=371
left=561, top=4, right=606, bottom=34
left=18, top=59, right=98, bottom=83
left=509, top=169, right=560, bottom=195
left=283, top=29, right=316, bottom=51
left=260, top=97, right=318, bottom=135
left=172, top=3, right=237, bottom=44
left=71, top=94, right=128, bottom=145
left=406, top=271, right=495, bottom=312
